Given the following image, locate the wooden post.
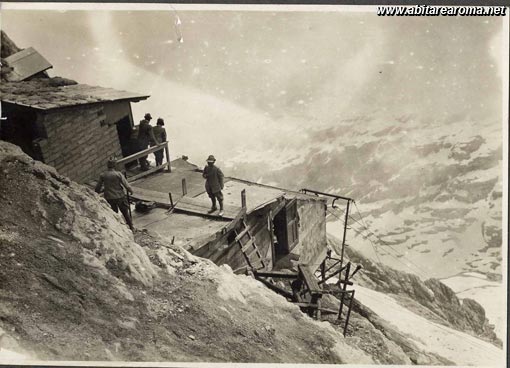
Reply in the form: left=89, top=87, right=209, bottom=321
left=123, top=171, right=132, bottom=219
left=241, top=189, right=246, bottom=209
left=320, top=259, right=326, bottom=284
left=337, top=262, right=351, bottom=322
left=340, top=199, right=351, bottom=270
left=168, top=192, right=174, bottom=208
left=182, top=178, right=187, bottom=196
left=343, top=290, right=355, bottom=336
left=164, top=142, right=171, bottom=172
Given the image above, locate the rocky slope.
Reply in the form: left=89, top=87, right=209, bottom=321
left=0, top=140, right=373, bottom=363
left=329, top=236, right=501, bottom=347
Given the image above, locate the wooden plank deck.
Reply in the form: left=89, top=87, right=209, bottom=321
left=130, top=187, right=172, bottom=208
left=193, top=179, right=285, bottom=214
left=173, top=195, right=241, bottom=220
left=130, top=167, right=209, bottom=202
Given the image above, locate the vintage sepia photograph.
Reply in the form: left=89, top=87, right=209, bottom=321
left=0, top=2, right=508, bottom=366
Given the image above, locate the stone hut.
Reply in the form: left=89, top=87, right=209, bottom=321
left=0, top=31, right=149, bottom=183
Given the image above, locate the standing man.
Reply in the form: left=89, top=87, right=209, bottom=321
left=203, top=155, right=224, bottom=216
left=152, top=118, right=167, bottom=167
left=95, top=159, right=134, bottom=231
left=137, top=113, right=156, bottom=171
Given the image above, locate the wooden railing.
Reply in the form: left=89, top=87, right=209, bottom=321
left=115, top=141, right=171, bottom=182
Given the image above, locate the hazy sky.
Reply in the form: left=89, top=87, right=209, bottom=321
left=1, top=7, right=506, bottom=160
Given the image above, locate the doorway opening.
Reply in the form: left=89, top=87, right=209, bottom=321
left=272, top=199, right=299, bottom=263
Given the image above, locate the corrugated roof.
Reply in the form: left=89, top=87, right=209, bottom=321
left=3, top=47, right=52, bottom=82
left=0, top=80, right=150, bottom=110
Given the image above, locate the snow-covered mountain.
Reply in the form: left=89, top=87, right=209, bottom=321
left=226, top=113, right=503, bottom=280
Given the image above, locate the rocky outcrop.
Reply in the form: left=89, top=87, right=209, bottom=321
left=423, top=279, right=497, bottom=343
left=338, top=238, right=501, bottom=347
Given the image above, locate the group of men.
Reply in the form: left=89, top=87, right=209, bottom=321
left=137, top=113, right=167, bottom=171
left=95, top=113, right=226, bottom=230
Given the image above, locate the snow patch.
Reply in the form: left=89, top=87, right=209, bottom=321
left=355, top=285, right=504, bottom=366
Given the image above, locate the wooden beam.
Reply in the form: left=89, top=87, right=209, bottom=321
left=127, top=163, right=167, bottom=182
left=254, top=271, right=298, bottom=279
left=116, top=142, right=168, bottom=165
left=298, top=265, right=322, bottom=295
left=269, top=197, right=287, bottom=220
left=241, top=238, right=257, bottom=253
left=241, top=189, right=246, bottom=209
left=164, top=144, right=171, bottom=172
left=318, top=264, right=348, bottom=285
left=223, top=208, right=247, bottom=234
left=182, top=178, right=187, bottom=196
left=130, top=186, right=171, bottom=207
left=255, top=276, right=294, bottom=299
left=234, top=227, right=251, bottom=242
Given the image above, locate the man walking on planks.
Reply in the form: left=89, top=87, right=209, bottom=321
left=95, top=159, right=134, bottom=231
left=203, top=155, right=224, bottom=216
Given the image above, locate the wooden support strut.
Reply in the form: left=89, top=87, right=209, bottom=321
left=337, top=262, right=351, bottom=323
left=182, top=178, right=187, bottom=196
left=241, top=189, right=247, bottom=210
left=339, top=199, right=351, bottom=270
left=116, top=142, right=168, bottom=166
left=164, top=144, right=171, bottom=172
left=255, top=276, right=294, bottom=300
left=253, top=271, right=298, bottom=279
left=318, top=264, right=349, bottom=285
left=127, top=163, right=168, bottom=182
left=343, top=290, right=355, bottom=336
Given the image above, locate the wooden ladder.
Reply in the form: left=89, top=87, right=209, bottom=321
left=234, top=219, right=266, bottom=271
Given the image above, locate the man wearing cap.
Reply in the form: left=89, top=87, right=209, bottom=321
left=203, top=155, right=224, bottom=216
left=137, top=113, right=156, bottom=171
left=95, top=159, right=134, bottom=231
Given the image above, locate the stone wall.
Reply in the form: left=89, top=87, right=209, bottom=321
left=36, top=104, right=122, bottom=183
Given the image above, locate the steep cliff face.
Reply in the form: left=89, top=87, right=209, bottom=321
left=337, top=237, right=501, bottom=346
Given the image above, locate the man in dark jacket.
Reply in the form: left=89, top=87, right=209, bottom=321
left=137, top=113, right=156, bottom=171
left=95, top=159, right=134, bottom=231
left=203, top=155, right=224, bottom=216
left=152, top=118, right=167, bottom=167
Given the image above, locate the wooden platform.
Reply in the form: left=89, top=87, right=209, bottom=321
left=129, top=160, right=214, bottom=202
left=131, top=209, right=228, bottom=252
left=173, top=195, right=241, bottom=220
left=130, top=187, right=172, bottom=208
left=194, top=179, right=285, bottom=214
